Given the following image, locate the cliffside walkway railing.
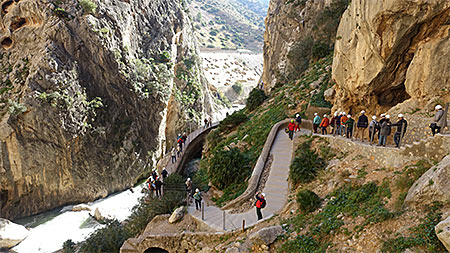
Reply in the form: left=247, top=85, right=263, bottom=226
left=165, top=122, right=218, bottom=175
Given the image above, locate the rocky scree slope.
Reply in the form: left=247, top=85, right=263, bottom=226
left=0, top=0, right=215, bottom=220
left=331, top=0, right=450, bottom=113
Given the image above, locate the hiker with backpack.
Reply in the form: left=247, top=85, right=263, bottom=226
left=193, top=188, right=203, bottom=211
left=378, top=115, right=391, bottom=146
left=340, top=112, right=348, bottom=137
left=335, top=112, right=342, bottom=136
left=368, top=116, right=378, bottom=144
left=330, top=112, right=338, bottom=135
left=288, top=120, right=296, bottom=140
left=391, top=114, right=408, bottom=148
left=355, top=110, right=369, bottom=142
left=295, top=114, right=302, bottom=132
left=344, top=114, right=355, bottom=139
left=171, top=148, right=177, bottom=163
left=255, top=192, right=266, bottom=220
left=430, top=105, right=447, bottom=135
left=319, top=114, right=330, bottom=135
left=313, top=113, right=321, bottom=134
left=155, top=177, right=163, bottom=197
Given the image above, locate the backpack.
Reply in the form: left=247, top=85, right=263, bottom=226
left=261, top=199, right=266, bottom=208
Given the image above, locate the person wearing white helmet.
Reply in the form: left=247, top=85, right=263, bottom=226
left=344, top=114, right=355, bottom=139
left=255, top=192, right=266, bottom=220
left=391, top=114, right=408, bottom=148
left=186, top=178, right=193, bottom=201
left=431, top=104, right=447, bottom=136
left=369, top=115, right=378, bottom=144
left=193, top=188, right=203, bottom=210
left=355, top=110, right=369, bottom=142
left=340, top=112, right=349, bottom=137
left=335, top=112, right=343, bottom=136
left=319, top=114, right=330, bottom=135
left=295, top=113, right=302, bottom=132
left=330, top=112, right=339, bottom=135
left=378, top=114, right=391, bottom=146
left=313, top=113, right=321, bottom=134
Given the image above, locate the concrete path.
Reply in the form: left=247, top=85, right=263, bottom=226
left=188, top=127, right=296, bottom=231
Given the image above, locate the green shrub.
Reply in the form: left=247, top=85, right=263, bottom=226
left=79, top=0, right=97, bottom=14
left=79, top=220, right=130, bottom=253
left=218, top=110, right=248, bottom=131
left=208, top=147, right=250, bottom=190
left=297, top=190, right=321, bottom=213
left=289, top=140, right=326, bottom=185
left=312, top=41, right=331, bottom=61
left=7, top=99, right=27, bottom=115
left=381, top=202, right=445, bottom=252
left=62, top=239, right=75, bottom=253
left=278, top=235, right=322, bottom=253
left=246, top=88, right=266, bottom=111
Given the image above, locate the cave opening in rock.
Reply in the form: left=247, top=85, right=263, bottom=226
left=1, top=37, right=13, bottom=48
left=376, top=82, right=411, bottom=107
left=1, top=0, right=13, bottom=13
left=10, top=17, right=27, bottom=30
left=144, top=247, right=169, bottom=253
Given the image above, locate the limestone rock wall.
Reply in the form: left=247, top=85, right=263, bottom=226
left=263, top=0, right=330, bottom=90
left=0, top=0, right=214, bottom=219
left=332, top=0, right=450, bottom=113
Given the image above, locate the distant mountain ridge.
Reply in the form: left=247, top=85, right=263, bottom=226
left=189, top=0, right=269, bottom=51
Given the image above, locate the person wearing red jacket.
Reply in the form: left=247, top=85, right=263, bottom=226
left=255, top=192, right=266, bottom=220
left=319, top=114, right=330, bottom=135
left=288, top=119, right=296, bottom=140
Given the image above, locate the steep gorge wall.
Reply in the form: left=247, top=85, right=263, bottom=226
left=331, top=0, right=450, bottom=113
left=0, top=0, right=214, bottom=219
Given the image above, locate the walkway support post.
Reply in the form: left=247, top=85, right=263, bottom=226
left=242, top=220, right=245, bottom=232
left=223, top=211, right=226, bottom=231
left=202, top=202, right=204, bottom=221
left=399, top=122, right=406, bottom=148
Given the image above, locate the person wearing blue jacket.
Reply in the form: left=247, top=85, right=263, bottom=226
left=313, top=113, right=321, bottom=134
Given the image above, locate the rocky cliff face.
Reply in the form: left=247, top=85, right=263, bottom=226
left=332, top=0, right=450, bottom=113
left=0, top=0, right=215, bottom=219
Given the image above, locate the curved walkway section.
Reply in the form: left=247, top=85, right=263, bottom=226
left=188, top=126, right=298, bottom=231
left=165, top=123, right=218, bottom=175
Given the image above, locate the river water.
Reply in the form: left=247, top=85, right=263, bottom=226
left=12, top=184, right=145, bottom=253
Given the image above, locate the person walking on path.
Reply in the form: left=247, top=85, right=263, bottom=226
left=185, top=178, right=193, bottom=202
left=369, top=116, right=378, bottom=144
left=355, top=110, right=369, bottom=142
left=431, top=105, right=447, bottom=136
left=313, top=113, right=321, bottom=134
left=378, top=115, right=391, bottom=146
left=344, top=114, right=355, bottom=139
left=193, top=188, right=203, bottom=211
left=255, top=192, right=266, bottom=220
left=182, top=132, right=188, bottom=145
left=171, top=148, right=177, bottom=163
left=295, top=114, right=302, bottom=132
left=204, top=118, right=208, bottom=128
left=176, top=145, right=181, bottom=157
left=335, top=112, right=342, bottom=136
left=319, top=114, right=330, bottom=135
left=340, top=113, right=348, bottom=137
left=378, top=114, right=386, bottom=140
left=330, top=112, right=338, bottom=135
left=177, top=134, right=184, bottom=152
left=391, top=114, right=408, bottom=148
left=288, top=120, right=296, bottom=140
left=155, top=178, right=163, bottom=197
left=161, top=167, right=168, bottom=182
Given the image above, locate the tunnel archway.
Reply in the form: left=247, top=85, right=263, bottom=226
left=144, top=247, right=169, bottom=253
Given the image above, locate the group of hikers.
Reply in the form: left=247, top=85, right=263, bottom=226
left=204, top=117, right=213, bottom=128
left=145, top=167, right=168, bottom=197
left=287, top=104, right=447, bottom=148
left=171, top=132, right=188, bottom=163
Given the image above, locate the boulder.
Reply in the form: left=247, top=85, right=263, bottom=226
left=435, top=215, right=450, bottom=251
left=72, top=204, right=91, bottom=212
left=90, top=207, right=109, bottom=222
left=249, top=225, right=283, bottom=245
left=225, top=247, right=240, bottom=253
left=0, top=218, right=29, bottom=249
left=405, top=155, right=450, bottom=206
left=169, top=206, right=185, bottom=224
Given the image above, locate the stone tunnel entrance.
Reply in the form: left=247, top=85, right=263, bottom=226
left=144, top=247, right=169, bottom=253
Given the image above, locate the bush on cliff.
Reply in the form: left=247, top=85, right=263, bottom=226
left=290, top=139, right=326, bottom=185
left=79, top=220, right=130, bottom=253
left=297, top=190, right=321, bottom=213
left=246, top=88, right=267, bottom=111
left=218, top=110, right=248, bottom=132
left=208, top=147, right=251, bottom=190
